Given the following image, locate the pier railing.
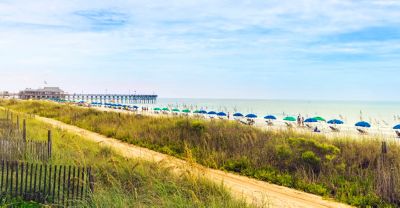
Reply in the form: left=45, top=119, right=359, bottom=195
left=65, top=94, right=158, bottom=104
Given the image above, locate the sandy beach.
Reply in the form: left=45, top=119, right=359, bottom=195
left=88, top=104, right=399, bottom=142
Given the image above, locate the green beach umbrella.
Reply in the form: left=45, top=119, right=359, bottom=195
left=172, top=108, right=180, bottom=112
left=283, top=116, right=296, bottom=122
left=154, top=107, right=161, bottom=111
left=314, top=116, right=326, bottom=122
left=193, top=110, right=200, bottom=114
left=162, top=107, right=170, bottom=111
left=182, top=109, right=191, bottom=113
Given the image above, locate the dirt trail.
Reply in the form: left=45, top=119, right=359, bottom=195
left=36, top=116, right=352, bottom=208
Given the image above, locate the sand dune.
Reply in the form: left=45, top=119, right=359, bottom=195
left=36, top=115, right=352, bottom=208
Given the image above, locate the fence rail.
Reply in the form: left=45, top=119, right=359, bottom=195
left=0, top=160, right=94, bottom=207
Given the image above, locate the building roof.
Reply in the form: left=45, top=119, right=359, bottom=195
left=22, top=87, right=64, bottom=93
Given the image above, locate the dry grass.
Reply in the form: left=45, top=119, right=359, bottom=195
left=1, top=99, right=399, bottom=207
left=0, top=104, right=250, bottom=208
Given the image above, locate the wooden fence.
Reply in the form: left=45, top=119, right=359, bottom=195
left=0, top=139, right=51, bottom=161
left=0, top=160, right=94, bottom=207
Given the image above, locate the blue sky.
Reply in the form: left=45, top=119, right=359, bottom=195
left=0, top=0, right=399, bottom=100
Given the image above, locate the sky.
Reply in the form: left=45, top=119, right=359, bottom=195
left=0, top=0, right=399, bottom=101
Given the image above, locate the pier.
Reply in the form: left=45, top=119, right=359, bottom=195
left=65, top=94, right=158, bottom=104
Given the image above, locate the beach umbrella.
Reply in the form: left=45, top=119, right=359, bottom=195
left=154, top=107, right=161, bottom=111
left=182, top=109, right=191, bottom=113
left=233, top=113, right=243, bottom=117
left=314, top=116, right=326, bottom=122
left=162, top=107, right=170, bottom=111
left=133, top=106, right=139, bottom=109
left=172, top=108, right=180, bottom=112
left=283, top=116, right=296, bottom=122
left=264, top=115, right=276, bottom=120
left=393, top=124, right=400, bottom=130
left=207, top=111, right=217, bottom=115
left=198, top=110, right=207, bottom=114
left=193, top=110, right=200, bottom=114
left=304, top=118, right=318, bottom=123
left=327, top=119, right=344, bottom=125
left=217, top=112, right=227, bottom=116
left=355, top=121, right=371, bottom=128
left=245, top=114, right=257, bottom=118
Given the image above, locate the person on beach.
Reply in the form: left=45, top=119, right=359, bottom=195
left=301, top=117, right=305, bottom=127
left=297, top=115, right=301, bottom=126
left=314, top=126, right=320, bottom=133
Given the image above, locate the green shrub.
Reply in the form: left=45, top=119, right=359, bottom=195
left=190, top=120, right=206, bottom=133
left=223, top=157, right=251, bottom=173
left=301, top=151, right=321, bottom=168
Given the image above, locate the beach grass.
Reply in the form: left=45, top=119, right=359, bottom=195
left=1, top=99, right=399, bottom=207
left=0, top=103, right=250, bottom=208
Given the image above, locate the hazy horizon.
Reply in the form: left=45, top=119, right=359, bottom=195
left=1, top=1, right=399, bottom=101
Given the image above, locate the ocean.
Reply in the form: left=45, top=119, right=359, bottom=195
left=155, top=98, right=400, bottom=128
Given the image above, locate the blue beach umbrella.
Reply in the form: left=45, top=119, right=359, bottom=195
left=207, top=111, right=217, bottom=115
left=264, top=115, right=277, bottom=120
left=245, top=114, right=257, bottom=118
left=133, top=106, right=139, bottom=109
left=217, top=112, right=227, bottom=116
left=327, top=119, right=344, bottom=125
left=233, top=113, right=243, bottom=117
left=393, top=124, right=400, bottom=130
left=304, top=118, right=318, bottom=123
left=355, top=121, right=371, bottom=128
left=198, top=110, right=207, bottom=114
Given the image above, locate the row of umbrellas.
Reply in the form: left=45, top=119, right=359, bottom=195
left=89, top=103, right=400, bottom=130
left=92, top=102, right=139, bottom=109
left=152, top=107, right=400, bottom=129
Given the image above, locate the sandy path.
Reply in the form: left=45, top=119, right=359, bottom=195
left=35, top=115, right=352, bottom=208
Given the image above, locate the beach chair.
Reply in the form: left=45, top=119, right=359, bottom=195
left=285, top=122, right=293, bottom=128
left=329, top=126, right=340, bottom=132
left=239, top=120, right=247, bottom=125
left=265, top=121, right=273, bottom=126
left=305, top=124, right=313, bottom=129
left=357, top=128, right=368, bottom=134
left=396, top=130, right=400, bottom=138
left=248, top=119, right=255, bottom=126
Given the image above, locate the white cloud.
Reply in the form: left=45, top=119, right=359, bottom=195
left=0, top=0, right=399, bottom=99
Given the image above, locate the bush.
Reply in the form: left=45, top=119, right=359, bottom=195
left=301, top=151, right=321, bottom=169
left=223, top=157, right=251, bottom=173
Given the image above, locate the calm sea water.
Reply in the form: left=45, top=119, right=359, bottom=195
left=154, top=98, right=400, bottom=127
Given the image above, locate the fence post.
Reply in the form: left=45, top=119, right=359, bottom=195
left=23, top=119, right=26, bottom=142
left=89, top=167, right=94, bottom=193
left=48, top=130, right=52, bottom=159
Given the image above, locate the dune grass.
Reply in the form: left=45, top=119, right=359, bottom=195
left=1, top=99, right=400, bottom=207
left=0, top=106, right=250, bottom=208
